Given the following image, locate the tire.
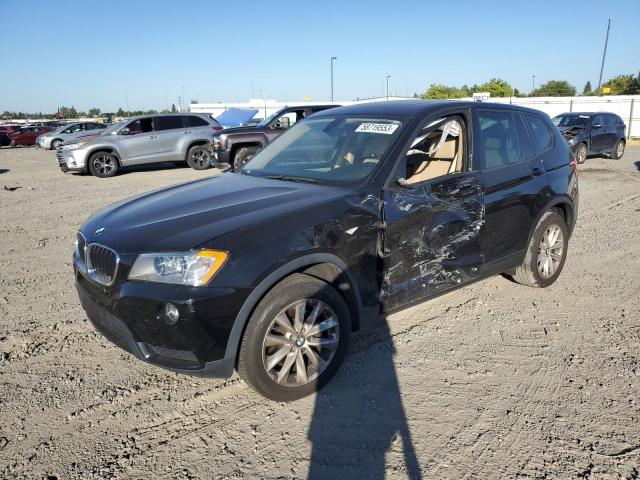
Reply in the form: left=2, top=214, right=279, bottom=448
left=186, top=144, right=211, bottom=170
left=237, top=273, right=351, bottom=401
left=50, top=139, right=62, bottom=150
left=233, top=146, right=261, bottom=171
left=511, top=211, right=569, bottom=288
left=575, top=143, right=588, bottom=164
left=9, top=140, right=16, bottom=148
left=88, top=151, right=119, bottom=178
left=611, top=139, right=625, bottom=160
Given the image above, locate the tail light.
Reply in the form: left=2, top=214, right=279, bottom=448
left=212, top=126, right=223, bottom=132
left=569, top=152, right=577, bottom=173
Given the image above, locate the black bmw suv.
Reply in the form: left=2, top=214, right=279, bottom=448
left=75, top=101, right=578, bottom=401
left=552, top=112, right=627, bottom=164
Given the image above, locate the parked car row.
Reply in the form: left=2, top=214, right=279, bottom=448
left=75, top=100, right=579, bottom=400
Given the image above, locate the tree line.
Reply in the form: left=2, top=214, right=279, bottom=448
left=1, top=104, right=178, bottom=120
left=420, top=71, right=640, bottom=99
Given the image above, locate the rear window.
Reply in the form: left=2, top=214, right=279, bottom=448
left=154, top=116, right=185, bottom=131
left=185, top=115, right=209, bottom=127
left=522, top=114, right=553, bottom=153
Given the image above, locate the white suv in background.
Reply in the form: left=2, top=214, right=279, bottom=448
left=57, top=113, right=222, bottom=178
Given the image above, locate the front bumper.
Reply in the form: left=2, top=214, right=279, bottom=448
left=57, top=147, right=88, bottom=172
left=214, top=148, right=231, bottom=166
left=75, top=260, right=247, bottom=377
left=36, top=137, right=49, bottom=149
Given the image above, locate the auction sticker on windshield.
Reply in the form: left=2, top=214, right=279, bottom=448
left=355, top=122, right=400, bottom=134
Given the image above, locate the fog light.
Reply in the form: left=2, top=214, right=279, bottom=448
left=162, top=303, right=180, bottom=325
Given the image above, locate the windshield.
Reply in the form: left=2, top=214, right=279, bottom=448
left=257, top=108, right=286, bottom=127
left=243, top=116, right=404, bottom=184
left=101, top=119, right=128, bottom=135
left=552, top=115, right=589, bottom=127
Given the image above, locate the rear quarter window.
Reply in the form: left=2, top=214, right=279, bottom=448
left=185, top=116, right=209, bottom=127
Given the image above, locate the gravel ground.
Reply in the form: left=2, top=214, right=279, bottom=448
left=0, top=145, right=639, bottom=479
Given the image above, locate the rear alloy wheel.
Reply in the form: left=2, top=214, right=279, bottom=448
left=88, top=152, right=119, bottom=178
left=511, top=211, right=568, bottom=288
left=187, top=145, right=212, bottom=170
left=611, top=139, right=625, bottom=160
left=51, top=139, right=62, bottom=150
left=575, top=143, right=588, bottom=164
left=238, top=273, right=350, bottom=401
left=233, top=146, right=260, bottom=171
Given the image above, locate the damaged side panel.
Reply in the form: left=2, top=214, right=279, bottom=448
left=380, top=173, right=484, bottom=310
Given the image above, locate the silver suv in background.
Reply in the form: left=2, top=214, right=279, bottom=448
left=57, top=113, right=222, bottom=178
left=36, top=122, right=109, bottom=150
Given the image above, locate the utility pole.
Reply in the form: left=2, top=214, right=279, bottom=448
left=597, top=18, right=611, bottom=95
left=330, top=57, right=337, bottom=101
left=531, top=75, right=536, bottom=95
left=386, top=75, right=391, bottom=101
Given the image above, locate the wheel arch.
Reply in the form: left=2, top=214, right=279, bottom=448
left=230, top=141, right=264, bottom=161
left=86, top=147, right=121, bottom=172
left=184, top=140, right=209, bottom=161
left=224, top=253, right=366, bottom=367
left=526, top=197, right=575, bottom=246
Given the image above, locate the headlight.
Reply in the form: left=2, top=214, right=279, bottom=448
left=567, top=136, right=579, bottom=146
left=128, top=250, right=228, bottom=286
left=62, top=141, right=91, bottom=151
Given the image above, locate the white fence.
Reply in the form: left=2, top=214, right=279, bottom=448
left=464, top=95, right=640, bottom=138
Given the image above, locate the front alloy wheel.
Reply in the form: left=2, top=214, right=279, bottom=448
left=238, top=273, right=350, bottom=401
left=262, top=299, right=339, bottom=387
left=575, top=143, right=588, bottom=164
left=88, top=152, right=119, bottom=178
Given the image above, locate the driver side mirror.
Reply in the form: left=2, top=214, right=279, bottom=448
left=273, top=117, right=290, bottom=130
left=119, top=127, right=130, bottom=136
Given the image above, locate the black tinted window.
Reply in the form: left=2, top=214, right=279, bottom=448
left=605, top=114, right=619, bottom=126
left=477, top=110, right=520, bottom=169
left=523, top=114, right=553, bottom=153
left=185, top=115, right=208, bottom=127
left=154, top=116, right=184, bottom=131
left=514, top=114, right=535, bottom=161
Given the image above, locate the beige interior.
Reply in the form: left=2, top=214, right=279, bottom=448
left=406, top=123, right=464, bottom=184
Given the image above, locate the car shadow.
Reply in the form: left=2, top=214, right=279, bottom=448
left=634, top=161, right=640, bottom=172
left=0, top=169, right=9, bottom=175
left=70, top=162, right=190, bottom=177
left=307, top=311, right=423, bottom=479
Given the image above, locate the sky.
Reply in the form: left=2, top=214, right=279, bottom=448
left=1, top=0, right=639, bottom=113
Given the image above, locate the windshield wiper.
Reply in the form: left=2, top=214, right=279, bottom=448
left=262, top=174, right=318, bottom=184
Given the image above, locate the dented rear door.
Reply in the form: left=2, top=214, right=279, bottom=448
left=381, top=173, right=484, bottom=311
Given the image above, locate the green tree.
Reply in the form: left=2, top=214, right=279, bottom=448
left=420, top=84, right=465, bottom=99
left=88, top=107, right=101, bottom=116
left=171, top=103, right=177, bottom=113
left=582, top=81, right=592, bottom=95
left=478, top=78, right=513, bottom=97
left=532, top=80, right=576, bottom=97
left=601, top=74, right=639, bottom=95
left=116, top=107, right=126, bottom=117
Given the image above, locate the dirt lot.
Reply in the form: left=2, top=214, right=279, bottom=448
left=0, top=144, right=639, bottom=479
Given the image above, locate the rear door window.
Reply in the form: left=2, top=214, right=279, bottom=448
left=476, top=110, right=520, bottom=170
left=154, top=116, right=185, bottom=131
left=522, top=114, right=553, bottom=154
left=514, top=114, right=535, bottom=161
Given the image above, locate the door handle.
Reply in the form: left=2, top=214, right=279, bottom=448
left=184, top=130, right=192, bottom=134
left=531, top=167, right=544, bottom=177
left=148, top=135, right=156, bottom=139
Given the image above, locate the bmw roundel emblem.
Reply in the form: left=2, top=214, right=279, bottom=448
left=94, top=227, right=106, bottom=236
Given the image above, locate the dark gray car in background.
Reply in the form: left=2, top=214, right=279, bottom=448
left=552, top=112, right=627, bottom=163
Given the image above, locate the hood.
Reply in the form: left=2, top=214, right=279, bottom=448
left=81, top=173, right=347, bottom=254
left=217, top=125, right=268, bottom=135
left=558, top=125, right=585, bottom=134
left=216, top=108, right=259, bottom=127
